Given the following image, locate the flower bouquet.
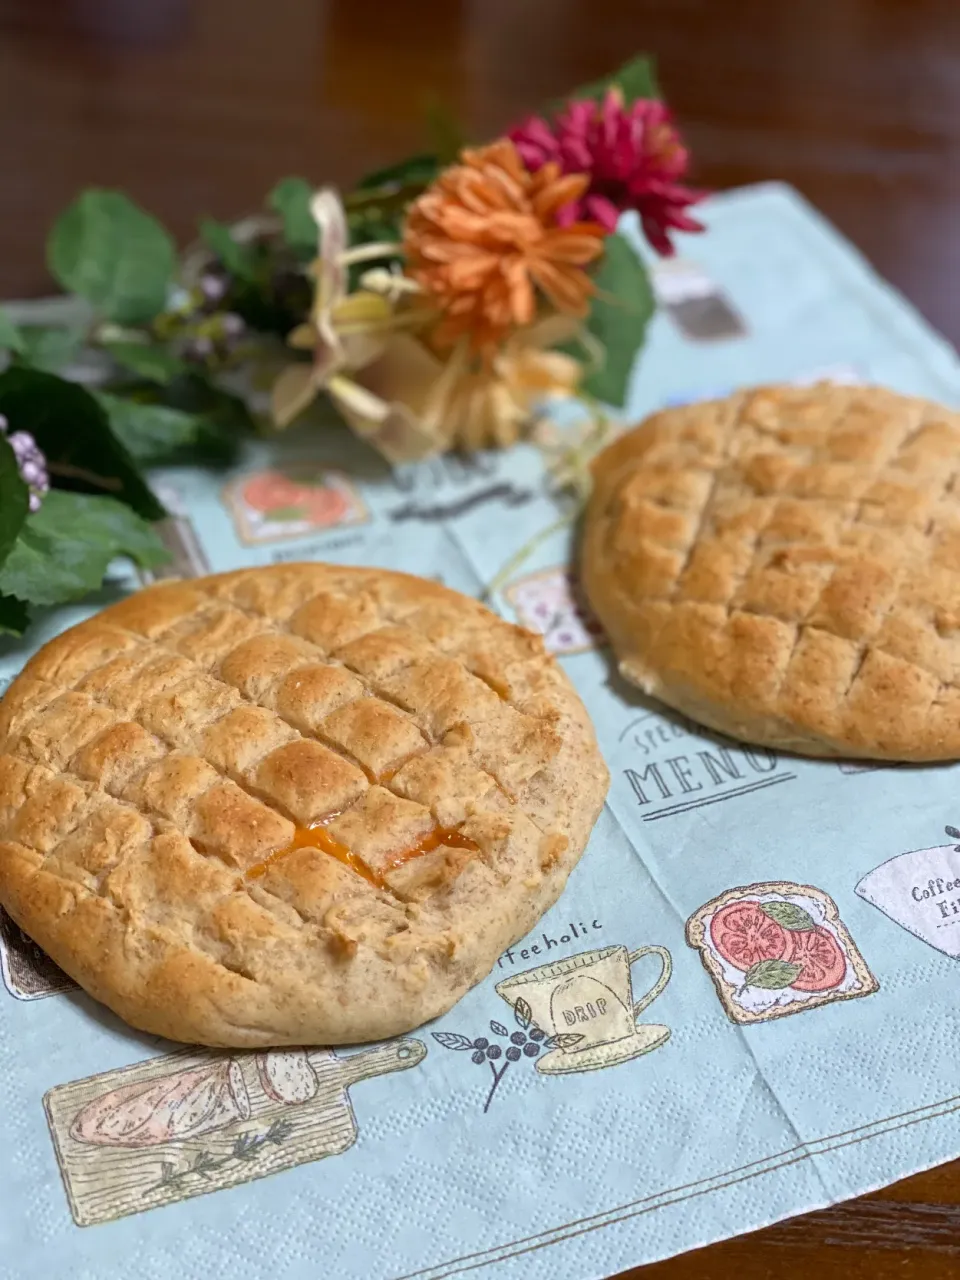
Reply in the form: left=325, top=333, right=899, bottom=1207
left=0, top=54, right=704, bottom=634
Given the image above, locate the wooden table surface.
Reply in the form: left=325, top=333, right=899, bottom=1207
left=2, top=0, right=959, bottom=1274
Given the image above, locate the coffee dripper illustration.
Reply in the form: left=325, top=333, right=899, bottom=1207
left=495, top=943, right=673, bottom=1075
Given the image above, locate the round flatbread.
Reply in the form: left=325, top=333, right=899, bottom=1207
left=582, top=383, right=960, bottom=761
left=0, top=565, right=607, bottom=1046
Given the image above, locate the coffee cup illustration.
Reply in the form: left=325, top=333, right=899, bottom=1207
left=495, top=943, right=672, bottom=1074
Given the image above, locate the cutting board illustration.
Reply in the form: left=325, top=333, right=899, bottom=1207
left=44, top=1040, right=426, bottom=1226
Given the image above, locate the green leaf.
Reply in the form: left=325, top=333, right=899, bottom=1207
left=761, top=901, right=816, bottom=932
left=0, top=306, right=25, bottom=355
left=264, top=505, right=309, bottom=522
left=743, top=958, right=802, bottom=990
left=0, top=491, right=167, bottom=608
left=94, top=393, right=213, bottom=464
left=580, top=231, right=655, bottom=406
left=103, top=341, right=188, bottom=385
left=0, top=366, right=165, bottom=521
left=161, top=372, right=253, bottom=445
left=199, top=218, right=258, bottom=282
left=95, top=376, right=245, bottom=465
left=568, top=54, right=660, bottom=106
left=267, top=178, right=317, bottom=256
left=47, top=189, right=176, bottom=325
left=0, top=593, right=29, bottom=636
left=354, top=154, right=441, bottom=194
left=15, top=326, right=84, bottom=373
left=0, top=433, right=30, bottom=570
left=345, top=155, right=440, bottom=254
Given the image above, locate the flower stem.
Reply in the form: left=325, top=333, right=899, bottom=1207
left=482, top=513, right=576, bottom=604
left=339, top=243, right=403, bottom=267
left=482, top=1061, right=510, bottom=1113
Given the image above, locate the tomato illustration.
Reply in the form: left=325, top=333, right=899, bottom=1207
left=242, top=472, right=310, bottom=514
left=709, top=900, right=788, bottom=970
left=784, top=926, right=846, bottom=991
left=304, top=486, right=349, bottom=526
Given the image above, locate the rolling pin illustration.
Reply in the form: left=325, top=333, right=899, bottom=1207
left=45, top=1040, right=426, bottom=1226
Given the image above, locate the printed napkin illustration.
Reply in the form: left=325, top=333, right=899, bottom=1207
left=856, top=827, right=960, bottom=956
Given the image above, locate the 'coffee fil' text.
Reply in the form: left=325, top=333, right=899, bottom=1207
left=913, top=877, right=960, bottom=918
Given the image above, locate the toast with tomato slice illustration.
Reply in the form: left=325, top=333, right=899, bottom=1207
left=221, top=466, right=369, bottom=546
left=686, top=882, right=877, bottom=1024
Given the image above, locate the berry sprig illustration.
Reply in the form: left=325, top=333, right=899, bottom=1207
left=432, top=997, right=582, bottom=1112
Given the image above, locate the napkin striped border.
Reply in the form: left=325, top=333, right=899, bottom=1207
left=397, top=1090, right=960, bottom=1279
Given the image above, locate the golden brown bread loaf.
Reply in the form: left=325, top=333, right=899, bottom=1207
left=0, top=565, right=608, bottom=1046
left=582, top=382, right=960, bottom=760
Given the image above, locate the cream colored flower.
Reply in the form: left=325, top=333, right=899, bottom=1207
left=270, top=188, right=427, bottom=430
left=269, top=186, right=590, bottom=463
left=327, top=314, right=584, bottom=463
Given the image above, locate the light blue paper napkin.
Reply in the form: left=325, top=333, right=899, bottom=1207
left=2, top=183, right=960, bottom=1280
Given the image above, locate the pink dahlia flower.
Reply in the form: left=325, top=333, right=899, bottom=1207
left=509, top=90, right=705, bottom=255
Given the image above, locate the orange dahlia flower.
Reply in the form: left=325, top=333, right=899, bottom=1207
left=403, top=139, right=605, bottom=353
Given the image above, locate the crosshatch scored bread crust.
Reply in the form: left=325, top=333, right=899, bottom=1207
left=583, top=383, right=960, bottom=761
left=0, top=565, right=608, bottom=1046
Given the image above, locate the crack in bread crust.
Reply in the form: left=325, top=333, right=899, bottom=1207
left=0, top=565, right=609, bottom=1047
left=583, top=383, right=960, bottom=760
